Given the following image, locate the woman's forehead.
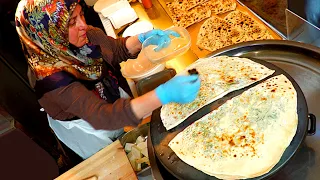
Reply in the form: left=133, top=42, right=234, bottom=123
left=70, top=4, right=82, bottom=18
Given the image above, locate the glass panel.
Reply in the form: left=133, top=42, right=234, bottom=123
left=286, top=9, right=320, bottom=47
left=238, top=0, right=287, bottom=37
left=0, top=107, right=14, bottom=135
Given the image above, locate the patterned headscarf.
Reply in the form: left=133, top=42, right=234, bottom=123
left=15, top=0, right=103, bottom=80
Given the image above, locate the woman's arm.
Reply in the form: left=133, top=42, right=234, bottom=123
left=125, top=35, right=142, bottom=55
left=130, top=90, right=161, bottom=119
left=39, top=75, right=200, bottom=130
left=39, top=82, right=141, bottom=130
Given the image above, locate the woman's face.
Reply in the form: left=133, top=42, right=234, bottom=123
left=68, top=4, right=88, bottom=47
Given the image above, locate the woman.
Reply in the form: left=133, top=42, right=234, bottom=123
left=15, top=0, right=200, bottom=159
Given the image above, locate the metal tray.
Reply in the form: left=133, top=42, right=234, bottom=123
left=150, top=40, right=319, bottom=180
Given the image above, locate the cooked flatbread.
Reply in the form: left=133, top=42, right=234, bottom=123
left=259, top=30, right=274, bottom=40
left=224, top=10, right=269, bottom=40
left=180, top=0, right=209, bottom=10
left=169, top=74, right=298, bottom=179
left=167, top=1, right=211, bottom=28
left=197, top=10, right=274, bottom=51
left=196, top=16, right=232, bottom=51
left=160, top=56, right=275, bottom=130
left=203, top=0, right=236, bottom=15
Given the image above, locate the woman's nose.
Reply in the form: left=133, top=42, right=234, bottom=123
left=78, top=17, right=88, bottom=30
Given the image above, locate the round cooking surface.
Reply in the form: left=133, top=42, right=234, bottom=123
left=150, top=40, right=319, bottom=180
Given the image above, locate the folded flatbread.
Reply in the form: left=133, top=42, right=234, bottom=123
left=169, top=74, right=298, bottom=179
left=161, top=56, right=275, bottom=130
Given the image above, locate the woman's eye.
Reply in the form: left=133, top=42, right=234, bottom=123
left=69, top=19, right=75, bottom=26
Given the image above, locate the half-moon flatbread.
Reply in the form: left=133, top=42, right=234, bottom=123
left=196, top=16, right=232, bottom=51
left=196, top=10, right=274, bottom=52
left=160, top=56, right=275, bottom=130
left=169, top=74, right=298, bottom=179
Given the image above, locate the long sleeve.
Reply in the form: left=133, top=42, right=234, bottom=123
left=38, top=82, right=140, bottom=130
left=86, top=26, right=138, bottom=68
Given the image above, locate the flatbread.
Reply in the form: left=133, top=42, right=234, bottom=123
left=197, top=10, right=274, bottom=51
left=180, top=0, right=209, bottom=10
left=160, top=56, right=275, bottom=130
left=224, top=10, right=269, bottom=40
left=196, top=16, right=232, bottom=51
left=169, top=74, right=298, bottom=179
left=167, top=1, right=211, bottom=28
left=203, top=0, right=237, bottom=15
left=166, top=0, right=235, bottom=28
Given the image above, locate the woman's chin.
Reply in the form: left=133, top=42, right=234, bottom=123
left=73, top=40, right=87, bottom=47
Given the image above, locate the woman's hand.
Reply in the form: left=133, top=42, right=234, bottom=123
left=130, top=75, right=200, bottom=120
left=126, top=29, right=180, bottom=55
left=138, top=29, right=180, bottom=51
left=155, top=75, right=201, bottom=104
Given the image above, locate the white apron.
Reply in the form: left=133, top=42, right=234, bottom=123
left=48, top=87, right=130, bottom=159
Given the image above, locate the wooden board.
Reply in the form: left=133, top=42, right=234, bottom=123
left=158, top=0, right=282, bottom=58
left=56, top=140, right=137, bottom=180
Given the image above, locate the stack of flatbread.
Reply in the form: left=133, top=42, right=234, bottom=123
left=159, top=56, right=298, bottom=179
left=166, top=0, right=236, bottom=28
left=197, top=10, right=274, bottom=52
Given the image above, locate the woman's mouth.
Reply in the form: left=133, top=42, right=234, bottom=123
left=80, top=33, right=87, bottom=38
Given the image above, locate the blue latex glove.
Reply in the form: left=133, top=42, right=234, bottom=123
left=138, top=29, right=180, bottom=51
left=155, top=75, right=201, bottom=105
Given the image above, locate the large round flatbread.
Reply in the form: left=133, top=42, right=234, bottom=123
left=169, top=74, right=298, bottom=179
left=160, top=56, right=275, bottom=130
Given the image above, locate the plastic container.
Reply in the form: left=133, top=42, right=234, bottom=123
left=142, top=26, right=191, bottom=64
left=101, top=1, right=131, bottom=17
left=121, top=62, right=165, bottom=81
left=122, top=21, right=153, bottom=38
left=120, top=51, right=165, bottom=82
left=94, top=0, right=122, bottom=13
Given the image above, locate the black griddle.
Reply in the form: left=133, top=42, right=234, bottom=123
left=149, top=40, right=317, bottom=180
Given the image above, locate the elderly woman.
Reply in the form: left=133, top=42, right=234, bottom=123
left=15, top=0, right=200, bottom=159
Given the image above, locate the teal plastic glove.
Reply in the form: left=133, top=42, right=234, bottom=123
left=155, top=75, right=201, bottom=105
left=138, top=29, right=180, bottom=51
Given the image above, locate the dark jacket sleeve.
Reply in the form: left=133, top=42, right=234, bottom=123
left=86, top=26, right=139, bottom=68
left=39, top=82, right=140, bottom=130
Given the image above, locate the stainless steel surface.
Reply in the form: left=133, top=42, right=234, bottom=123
left=238, top=0, right=287, bottom=38
left=120, top=123, right=151, bottom=176
left=286, top=9, right=320, bottom=48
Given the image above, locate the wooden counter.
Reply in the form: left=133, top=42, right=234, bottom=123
left=56, top=140, right=137, bottom=180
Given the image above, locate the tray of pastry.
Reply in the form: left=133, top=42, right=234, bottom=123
left=157, top=0, right=283, bottom=58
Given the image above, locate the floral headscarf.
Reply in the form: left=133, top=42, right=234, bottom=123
left=15, top=0, right=103, bottom=80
